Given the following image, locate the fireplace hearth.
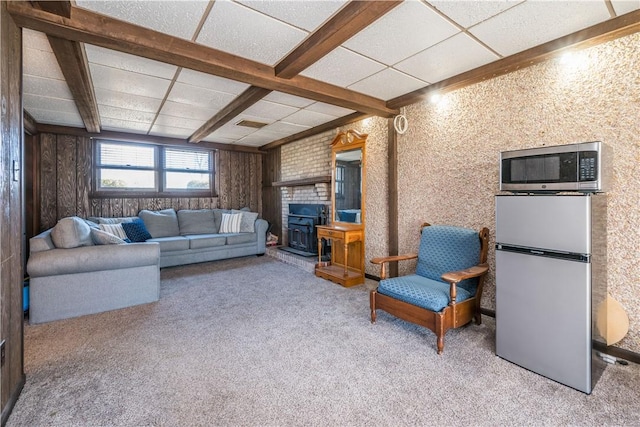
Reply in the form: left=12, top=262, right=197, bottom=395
left=281, top=204, right=327, bottom=257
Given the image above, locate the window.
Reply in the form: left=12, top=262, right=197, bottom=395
left=335, top=165, right=345, bottom=199
left=95, top=140, right=214, bottom=195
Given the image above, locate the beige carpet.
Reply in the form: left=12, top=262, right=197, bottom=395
left=7, top=256, right=640, bottom=426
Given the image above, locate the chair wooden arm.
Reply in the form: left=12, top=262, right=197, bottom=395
left=370, top=253, right=417, bottom=280
left=440, top=263, right=489, bottom=284
left=441, top=263, right=489, bottom=304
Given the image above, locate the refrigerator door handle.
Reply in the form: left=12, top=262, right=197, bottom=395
left=496, top=244, right=590, bottom=263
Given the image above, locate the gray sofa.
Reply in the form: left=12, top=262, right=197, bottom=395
left=27, top=208, right=268, bottom=324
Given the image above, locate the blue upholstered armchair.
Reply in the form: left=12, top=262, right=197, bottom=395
left=370, top=223, right=489, bottom=354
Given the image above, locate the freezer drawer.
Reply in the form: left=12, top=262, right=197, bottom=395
left=496, top=249, right=593, bottom=393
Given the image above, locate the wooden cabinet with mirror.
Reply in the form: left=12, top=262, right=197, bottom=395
left=315, top=129, right=366, bottom=287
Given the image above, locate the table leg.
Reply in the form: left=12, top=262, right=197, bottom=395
left=343, top=241, right=349, bottom=277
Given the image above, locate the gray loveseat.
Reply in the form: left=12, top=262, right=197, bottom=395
left=27, top=208, right=268, bottom=324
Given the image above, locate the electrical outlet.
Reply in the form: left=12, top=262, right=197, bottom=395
left=0, top=340, right=5, bottom=367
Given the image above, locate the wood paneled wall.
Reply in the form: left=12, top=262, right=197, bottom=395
left=32, top=132, right=262, bottom=233
left=261, top=146, right=281, bottom=242
left=0, top=2, right=25, bottom=422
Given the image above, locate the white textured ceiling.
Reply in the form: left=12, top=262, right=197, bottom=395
left=21, top=0, right=640, bottom=147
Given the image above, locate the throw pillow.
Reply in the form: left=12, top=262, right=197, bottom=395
left=90, top=228, right=126, bottom=245
left=99, top=223, right=128, bottom=240
left=51, top=216, right=94, bottom=249
left=177, top=209, right=217, bottom=235
left=139, top=209, right=180, bottom=238
left=232, top=209, right=258, bottom=233
left=219, top=213, right=242, bottom=233
left=122, top=219, right=152, bottom=242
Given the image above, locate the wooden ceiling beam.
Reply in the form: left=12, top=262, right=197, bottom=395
left=260, top=112, right=369, bottom=151
left=388, top=9, right=640, bottom=110
left=35, top=123, right=264, bottom=154
left=8, top=2, right=398, bottom=118
left=189, top=86, right=272, bottom=143
left=275, top=0, right=402, bottom=79
left=34, top=1, right=101, bottom=133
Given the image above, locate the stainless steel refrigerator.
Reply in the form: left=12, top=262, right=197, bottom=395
left=495, top=194, right=607, bottom=394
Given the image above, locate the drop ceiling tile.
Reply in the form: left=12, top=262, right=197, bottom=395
left=611, top=0, right=640, bottom=15
left=154, top=114, right=205, bottom=130
left=242, top=100, right=299, bottom=122
left=236, top=0, right=348, bottom=31
left=305, top=102, right=355, bottom=118
left=23, top=29, right=52, bottom=51
left=177, top=69, right=250, bottom=95
left=149, top=126, right=193, bottom=139
left=167, top=82, right=237, bottom=110
left=95, top=88, right=163, bottom=113
left=75, top=0, right=209, bottom=40
left=102, top=118, right=151, bottom=134
left=23, top=75, right=74, bottom=100
left=23, top=48, right=65, bottom=80
left=198, top=1, right=308, bottom=66
left=469, top=1, right=612, bottom=57
left=85, top=45, right=177, bottom=79
left=343, top=1, right=459, bottom=66
left=263, top=92, right=315, bottom=108
left=396, top=33, right=499, bottom=84
left=98, top=104, right=157, bottom=124
left=282, top=109, right=336, bottom=128
left=263, top=121, right=310, bottom=135
left=90, top=64, right=171, bottom=98
left=236, top=133, right=275, bottom=146
left=348, top=68, right=427, bottom=101
left=26, top=108, right=84, bottom=127
left=159, top=101, right=218, bottom=121
left=429, top=0, right=524, bottom=28
left=300, top=47, right=386, bottom=87
left=23, top=95, right=78, bottom=114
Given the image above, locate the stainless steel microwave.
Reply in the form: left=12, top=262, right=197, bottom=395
left=500, top=141, right=611, bottom=193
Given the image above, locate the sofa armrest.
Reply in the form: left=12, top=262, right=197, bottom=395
left=27, top=242, right=160, bottom=278
left=254, top=218, right=268, bottom=250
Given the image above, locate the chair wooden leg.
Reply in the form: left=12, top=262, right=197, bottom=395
left=435, top=314, right=445, bottom=354
left=370, top=291, right=377, bottom=323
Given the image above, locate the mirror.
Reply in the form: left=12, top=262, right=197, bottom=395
left=331, top=130, right=366, bottom=225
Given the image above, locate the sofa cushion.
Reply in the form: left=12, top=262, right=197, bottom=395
left=99, top=223, right=128, bottom=240
left=378, top=274, right=474, bottom=313
left=225, top=233, right=257, bottom=245
left=122, top=219, right=152, bottom=242
left=232, top=209, right=258, bottom=232
left=219, top=213, right=242, bottom=233
left=51, top=217, right=94, bottom=249
left=147, top=236, right=189, bottom=252
left=91, top=228, right=127, bottom=245
left=29, top=230, right=56, bottom=253
left=187, top=234, right=227, bottom=250
left=139, top=209, right=180, bottom=238
left=177, top=209, right=217, bottom=235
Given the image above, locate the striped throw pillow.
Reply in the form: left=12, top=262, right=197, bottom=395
left=219, top=213, right=242, bottom=233
left=99, top=223, right=128, bottom=240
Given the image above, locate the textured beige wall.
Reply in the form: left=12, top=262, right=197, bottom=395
left=391, top=33, right=640, bottom=353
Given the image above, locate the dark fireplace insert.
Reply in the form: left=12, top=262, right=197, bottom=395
left=281, top=203, right=327, bottom=257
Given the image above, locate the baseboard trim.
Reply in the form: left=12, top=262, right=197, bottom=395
left=480, top=308, right=640, bottom=365
left=1, top=374, right=25, bottom=426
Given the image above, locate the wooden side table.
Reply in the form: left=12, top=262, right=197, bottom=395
left=315, top=223, right=364, bottom=287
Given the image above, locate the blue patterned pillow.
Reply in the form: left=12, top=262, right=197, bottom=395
left=122, top=219, right=152, bottom=242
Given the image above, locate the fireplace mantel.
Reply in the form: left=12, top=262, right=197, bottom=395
left=271, top=175, right=331, bottom=187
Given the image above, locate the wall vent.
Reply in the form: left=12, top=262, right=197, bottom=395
left=235, top=119, right=268, bottom=129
